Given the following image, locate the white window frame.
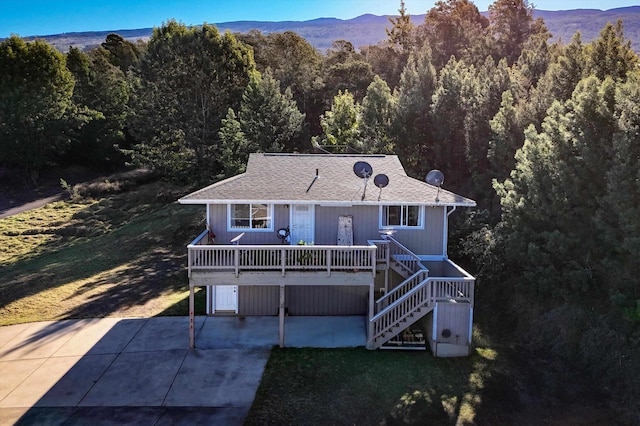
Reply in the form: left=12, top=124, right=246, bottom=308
left=379, top=205, right=424, bottom=229
left=227, top=203, right=274, bottom=232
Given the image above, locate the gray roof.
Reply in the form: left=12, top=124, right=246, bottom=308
left=179, top=153, right=476, bottom=207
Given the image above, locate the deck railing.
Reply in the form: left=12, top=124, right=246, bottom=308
left=386, top=237, right=427, bottom=276
left=188, top=230, right=377, bottom=277
left=370, top=276, right=474, bottom=344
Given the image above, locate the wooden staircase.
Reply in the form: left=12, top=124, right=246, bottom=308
left=367, top=238, right=474, bottom=350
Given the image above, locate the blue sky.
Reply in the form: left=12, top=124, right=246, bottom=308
left=1, top=0, right=638, bottom=38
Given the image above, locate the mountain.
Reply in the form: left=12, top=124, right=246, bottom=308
left=16, top=7, right=640, bottom=53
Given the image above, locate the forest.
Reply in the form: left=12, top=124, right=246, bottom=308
left=1, top=0, right=639, bottom=420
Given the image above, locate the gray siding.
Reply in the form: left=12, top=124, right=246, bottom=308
left=432, top=302, right=471, bottom=345
left=238, top=286, right=279, bottom=315
left=286, top=286, right=368, bottom=315
left=313, top=206, right=379, bottom=245
left=208, top=204, right=289, bottom=245
left=237, top=285, right=368, bottom=315
left=209, top=203, right=446, bottom=256
left=388, top=206, right=445, bottom=255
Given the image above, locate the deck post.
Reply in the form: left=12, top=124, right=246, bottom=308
left=279, top=284, right=285, bottom=348
left=189, top=284, right=195, bottom=349
left=367, top=280, right=375, bottom=349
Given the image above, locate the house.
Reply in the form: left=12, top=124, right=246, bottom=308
left=179, top=153, right=476, bottom=356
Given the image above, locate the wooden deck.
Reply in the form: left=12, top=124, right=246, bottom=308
left=185, top=230, right=475, bottom=351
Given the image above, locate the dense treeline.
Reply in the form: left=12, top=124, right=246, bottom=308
left=1, top=0, right=639, bottom=420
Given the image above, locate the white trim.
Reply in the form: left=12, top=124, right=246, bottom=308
left=378, top=205, right=425, bottom=230
left=227, top=203, right=274, bottom=232
left=442, top=207, right=448, bottom=258
left=180, top=198, right=476, bottom=207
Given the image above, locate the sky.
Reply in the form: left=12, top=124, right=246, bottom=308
left=1, top=0, right=638, bottom=38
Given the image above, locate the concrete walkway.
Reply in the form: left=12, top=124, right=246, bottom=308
left=0, top=316, right=366, bottom=425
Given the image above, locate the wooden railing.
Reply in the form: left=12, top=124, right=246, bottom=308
left=375, top=269, right=429, bottom=311
left=188, top=231, right=377, bottom=277
left=369, top=276, right=474, bottom=344
left=386, top=237, right=427, bottom=276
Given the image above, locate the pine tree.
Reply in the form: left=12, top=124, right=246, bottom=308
left=360, top=76, right=396, bottom=154
left=219, top=71, right=305, bottom=176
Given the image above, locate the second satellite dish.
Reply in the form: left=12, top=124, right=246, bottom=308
left=374, top=173, right=389, bottom=201
left=373, top=174, right=389, bottom=188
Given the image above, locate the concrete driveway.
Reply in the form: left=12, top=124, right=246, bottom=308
left=0, top=316, right=366, bottom=425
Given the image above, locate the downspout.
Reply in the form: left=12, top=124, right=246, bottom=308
left=443, top=206, right=457, bottom=259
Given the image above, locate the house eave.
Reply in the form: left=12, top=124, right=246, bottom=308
left=178, top=198, right=476, bottom=207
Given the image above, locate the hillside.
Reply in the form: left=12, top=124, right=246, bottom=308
left=16, top=7, right=640, bottom=53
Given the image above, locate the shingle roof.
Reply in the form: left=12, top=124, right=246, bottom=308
left=179, top=153, right=476, bottom=207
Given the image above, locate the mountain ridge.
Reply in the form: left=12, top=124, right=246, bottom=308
left=10, top=7, right=640, bottom=53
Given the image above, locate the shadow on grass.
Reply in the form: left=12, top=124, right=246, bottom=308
left=243, top=332, right=541, bottom=425
left=0, top=182, right=204, bottom=324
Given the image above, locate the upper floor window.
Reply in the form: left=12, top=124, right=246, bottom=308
left=228, top=203, right=273, bottom=231
left=380, top=205, right=423, bottom=228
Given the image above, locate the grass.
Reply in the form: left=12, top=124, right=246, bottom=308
left=245, top=336, right=523, bottom=426
left=0, top=176, right=206, bottom=326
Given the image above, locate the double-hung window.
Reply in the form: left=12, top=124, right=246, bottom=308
left=380, top=205, right=423, bottom=228
left=229, top=203, right=273, bottom=231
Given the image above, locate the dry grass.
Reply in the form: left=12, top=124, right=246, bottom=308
left=0, top=178, right=205, bottom=326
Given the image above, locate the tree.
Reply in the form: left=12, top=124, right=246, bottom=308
left=488, top=90, right=523, bottom=184
left=238, top=30, right=324, bottom=140
left=430, top=57, right=473, bottom=190
left=597, top=71, right=640, bottom=308
left=323, top=40, right=374, bottom=102
left=313, top=90, right=361, bottom=152
left=488, top=0, right=538, bottom=64
left=586, top=20, right=638, bottom=82
left=219, top=71, right=305, bottom=176
left=419, top=0, right=490, bottom=69
left=0, top=36, right=75, bottom=184
left=66, top=46, right=130, bottom=168
left=127, top=21, right=255, bottom=182
left=386, top=0, right=416, bottom=54
left=360, top=76, right=396, bottom=154
left=391, top=43, right=437, bottom=177
left=364, top=0, right=416, bottom=91
left=494, top=75, right=617, bottom=304
left=101, top=33, right=141, bottom=73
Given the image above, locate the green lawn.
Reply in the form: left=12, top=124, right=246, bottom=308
left=245, top=344, right=522, bottom=425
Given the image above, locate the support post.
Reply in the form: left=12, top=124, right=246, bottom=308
left=189, top=284, right=195, bottom=349
left=279, top=284, right=285, bottom=348
left=367, top=281, right=375, bottom=349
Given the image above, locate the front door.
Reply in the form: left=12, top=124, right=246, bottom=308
left=215, top=285, right=238, bottom=313
left=290, top=204, right=315, bottom=245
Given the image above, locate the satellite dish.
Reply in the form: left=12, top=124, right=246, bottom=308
left=425, top=170, right=445, bottom=203
left=373, top=174, right=389, bottom=188
left=374, top=174, right=389, bottom=201
left=353, top=161, right=373, bottom=178
left=425, top=170, right=445, bottom=187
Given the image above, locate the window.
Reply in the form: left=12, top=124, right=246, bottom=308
left=381, top=205, right=423, bottom=228
left=229, top=203, right=273, bottom=231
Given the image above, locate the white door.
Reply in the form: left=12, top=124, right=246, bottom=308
left=290, top=204, right=315, bottom=245
left=215, top=285, right=238, bottom=312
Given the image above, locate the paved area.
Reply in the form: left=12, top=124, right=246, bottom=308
left=0, top=316, right=366, bottom=425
